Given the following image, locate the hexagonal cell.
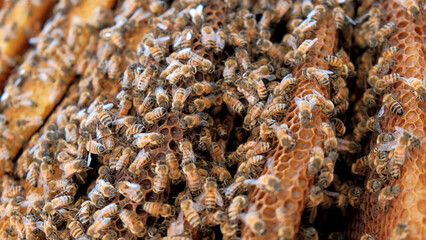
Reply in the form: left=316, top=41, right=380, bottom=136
left=405, top=110, right=419, bottom=122
left=262, top=206, right=276, bottom=220
left=298, top=128, right=315, bottom=140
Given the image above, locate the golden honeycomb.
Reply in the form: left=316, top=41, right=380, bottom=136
left=0, top=0, right=423, bottom=239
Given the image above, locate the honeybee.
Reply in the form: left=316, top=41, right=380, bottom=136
left=256, top=38, right=281, bottom=61
left=201, top=24, right=216, bottom=50
left=379, top=94, right=404, bottom=116
left=303, top=67, right=334, bottom=86
left=144, top=107, right=167, bottom=125
left=243, top=101, right=265, bottom=130
left=142, top=35, right=169, bottom=63
left=396, top=0, right=420, bottom=18
left=86, top=140, right=105, bottom=155
left=166, top=65, right=197, bottom=85
left=173, top=29, right=194, bottom=51
left=365, top=116, right=381, bottom=133
left=196, top=177, right=224, bottom=212
left=87, top=217, right=112, bottom=238
left=292, top=19, right=318, bottom=41
left=272, top=123, right=296, bottom=150
left=59, top=158, right=88, bottom=179
left=391, top=222, right=409, bottom=240
left=295, top=96, right=317, bottom=126
left=320, top=122, right=338, bottom=153
left=307, top=147, right=324, bottom=175
left=301, top=0, right=314, bottom=16
left=372, top=22, right=396, bottom=46
left=118, top=181, right=145, bottom=203
left=68, top=220, right=87, bottom=240
left=94, top=179, right=118, bottom=198
left=378, top=185, right=401, bottom=212
left=164, top=152, right=181, bottom=181
left=155, top=85, right=170, bottom=108
left=330, top=118, right=346, bottom=136
left=120, top=209, right=147, bottom=237
left=136, top=92, right=155, bottom=115
left=143, top=201, right=173, bottom=218
left=273, top=74, right=297, bottom=96
left=227, top=195, right=248, bottom=231
left=240, top=210, right=267, bottom=236
left=306, top=4, right=326, bottom=22
left=403, top=77, right=426, bottom=102
left=93, top=203, right=119, bottom=220
left=362, top=88, right=377, bottom=108
left=52, top=196, right=74, bottom=209
left=75, top=200, right=96, bottom=225
left=179, top=138, right=196, bottom=164
left=133, top=132, right=164, bottom=148
left=153, top=161, right=169, bottom=194
left=129, top=149, right=152, bottom=176
left=244, top=174, right=283, bottom=193
left=23, top=211, right=40, bottom=238
left=360, top=233, right=378, bottom=240
left=235, top=48, right=251, bottom=71
left=10, top=212, right=25, bottom=239
left=182, top=163, right=202, bottom=194
left=293, top=38, right=318, bottom=65
left=305, top=90, right=334, bottom=116
left=189, top=4, right=204, bottom=26
left=214, top=29, right=226, bottom=54
left=48, top=179, right=77, bottom=196
left=180, top=198, right=205, bottom=229
left=366, top=178, right=383, bottom=193
left=180, top=113, right=211, bottom=129
left=193, top=94, right=220, bottom=112
left=223, top=91, right=245, bottom=116
left=324, top=55, right=344, bottom=68
left=26, top=161, right=39, bottom=187
left=382, top=46, right=400, bottom=60
left=135, top=65, right=156, bottom=92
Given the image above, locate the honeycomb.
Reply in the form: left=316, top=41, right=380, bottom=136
left=348, top=0, right=426, bottom=239
left=0, top=0, right=423, bottom=239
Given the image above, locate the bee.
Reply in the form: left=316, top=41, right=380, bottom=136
left=382, top=46, right=400, bottom=60
left=239, top=210, right=267, bottom=236
left=209, top=142, right=226, bottom=166
left=23, top=211, right=40, bottom=238
left=93, top=203, right=119, bottom=221
left=330, top=118, right=346, bottom=136
left=378, top=185, right=401, bottom=212
left=142, top=35, right=169, bottom=63
left=244, top=174, right=283, bottom=193
left=295, top=96, right=317, bottom=126
left=332, top=100, right=349, bottom=116
left=243, top=101, right=265, bottom=130
left=365, top=116, right=381, bottom=132
left=164, top=152, right=181, bottom=181
left=153, top=161, right=169, bottom=194
left=223, top=91, right=245, bottom=116
left=136, top=92, right=156, bottom=115
left=320, top=122, right=338, bottom=153
left=129, top=149, right=152, bottom=176
left=48, top=179, right=77, bottom=196
left=188, top=56, right=214, bottom=73
left=272, top=123, right=296, bottom=150
left=180, top=113, right=211, bottom=129
left=155, top=85, right=170, bottom=108
left=305, top=90, right=334, bottom=116
left=302, top=0, right=314, bottom=16
left=182, top=163, right=201, bottom=194
left=307, top=4, right=326, bottom=22
left=68, top=220, right=87, bottom=240
left=362, top=88, right=377, bottom=108
left=198, top=177, right=224, bottom=212
left=193, top=94, right=220, bottom=112
left=10, top=212, right=25, bottom=239
left=229, top=31, right=249, bottom=48
left=102, top=230, right=119, bottom=240
left=179, top=138, right=196, bottom=164
left=397, top=0, right=420, bottom=18
left=274, top=74, right=297, bottom=96
left=307, top=147, right=324, bottom=175
left=95, top=106, right=113, bottom=128
left=26, top=161, right=39, bottom=187
left=95, top=179, right=118, bottom=198
left=403, top=77, right=426, bottom=102
left=118, top=181, right=145, bottom=203
left=125, top=123, right=145, bottom=136
left=76, top=200, right=96, bottom=225
left=59, top=158, right=88, bottom=179
left=166, top=64, right=197, bottom=85
left=144, top=107, right=167, bottom=125
left=106, top=53, right=122, bottom=79
left=215, top=29, right=226, bottom=54
left=64, top=123, right=78, bottom=144
left=51, top=196, right=74, bottom=209
left=379, top=94, right=404, bottom=116
left=133, top=132, right=164, bottom=148
left=324, top=55, right=344, bottom=68
left=180, top=198, right=204, bottom=229
left=293, top=38, right=318, bottom=65
left=228, top=195, right=248, bottom=226
left=360, top=233, right=378, bottom=240
left=189, top=4, right=204, bottom=26
left=87, top=217, right=112, bottom=238
left=235, top=48, right=251, bottom=71
left=86, top=140, right=105, bottom=154
left=256, top=38, right=281, bottom=60
left=173, top=29, right=194, bottom=51
left=143, top=201, right=173, bottom=218
left=391, top=222, right=409, bottom=240
left=192, top=81, right=218, bottom=96
left=136, top=65, right=156, bottom=92
left=215, top=119, right=228, bottom=139
left=120, top=209, right=147, bottom=237
left=201, top=24, right=216, bottom=50
left=366, top=178, right=383, bottom=193
left=372, top=22, right=396, bottom=46
left=303, top=67, right=334, bottom=86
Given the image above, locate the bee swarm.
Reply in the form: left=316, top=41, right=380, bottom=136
left=0, top=0, right=424, bottom=240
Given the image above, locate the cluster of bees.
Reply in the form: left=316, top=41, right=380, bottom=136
left=0, top=0, right=423, bottom=239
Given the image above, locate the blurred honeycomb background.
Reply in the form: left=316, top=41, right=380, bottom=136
left=0, top=0, right=424, bottom=239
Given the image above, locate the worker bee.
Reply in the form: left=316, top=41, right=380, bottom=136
left=227, top=195, right=248, bottom=226
left=197, top=177, right=224, bottom=212
left=180, top=198, right=205, bottom=229
left=193, top=94, right=220, bottom=112
left=189, top=4, right=204, bottom=26
left=118, top=181, right=145, bottom=203
left=155, top=85, right=170, bottom=108
left=68, top=220, right=87, bottom=240
left=382, top=46, right=400, bottom=60
left=403, top=77, right=426, bottom=102
left=295, top=96, right=317, bottom=126
left=362, top=88, right=377, bottom=108
left=133, top=132, right=164, bottom=148
left=87, top=217, right=112, bottom=238
left=48, top=179, right=78, bottom=196
left=215, top=29, right=226, bottom=54
left=378, top=185, right=401, bottom=212
left=239, top=210, right=267, bottom=236
left=360, top=233, right=378, bottom=240
left=166, top=64, right=197, bottom=85
left=229, top=31, right=249, bottom=48
left=324, top=55, right=344, bottom=68
left=143, top=201, right=173, bottom=218
left=391, top=222, right=409, bottom=239
left=182, top=163, right=202, bottom=194
left=165, top=152, right=181, bottom=181
left=235, top=48, right=251, bottom=71
left=379, top=94, right=404, bottom=116
left=330, top=118, right=346, bottom=137
left=303, top=67, right=334, bottom=86
left=59, top=158, right=88, bottom=179
left=201, top=24, right=216, bottom=50
left=223, top=91, right=245, bottom=116
left=180, top=113, right=211, bottom=129
left=142, top=35, right=169, bottom=63
left=173, top=29, right=194, bottom=51
left=372, top=22, right=396, bottom=46
left=153, top=161, right=169, bottom=194
left=301, top=0, right=314, bottom=16
left=320, top=122, right=338, bottom=153
left=144, top=107, right=167, bottom=125
left=128, top=149, right=152, bottom=176
left=292, top=38, right=318, bottom=65
left=244, top=174, right=283, bottom=193
left=23, top=211, right=40, bottom=238
left=306, top=4, right=326, bottom=22
left=396, top=0, right=420, bottom=18
left=120, top=209, right=147, bottom=237
left=366, top=116, right=382, bottom=132
left=93, top=203, right=119, bottom=220
left=243, top=101, right=265, bottom=130
left=273, top=73, right=297, bottom=96
left=75, top=200, right=96, bottom=226
left=192, top=81, right=218, bottom=96
left=94, top=106, right=113, bottom=128
left=86, top=140, right=105, bottom=154
left=95, top=179, right=118, bottom=198
left=308, top=147, right=324, bottom=175
left=272, top=123, right=296, bottom=150
left=125, top=123, right=145, bottom=137
left=136, top=92, right=155, bottom=115
left=366, top=178, right=384, bottom=193
left=256, top=38, right=281, bottom=61
left=179, top=138, right=196, bottom=164
left=135, top=65, right=156, bottom=92
left=26, top=161, right=39, bottom=187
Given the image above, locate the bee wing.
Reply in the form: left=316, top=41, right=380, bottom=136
left=308, top=97, right=317, bottom=108
left=378, top=104, right=385, bottom=118
left=282, top=73, right=293, bottom=81
left=143, top=44, right=151, bottom=57
left=394, top=126, right=406, bottom=135
left=201, top=29, right=208, bottom=44
left=345, top=15, right=356, bottom=25
left=168, top=212, right=184, bottom=237
left=312, top=89, right=326, bottom=100
left=304, top=38, right=318, bottom=52
left=215, top=189, right=224, bottom=206
left=156, top=22, right=168, bottom=30
left=173, top=33, right=182, bottom=48
left=243, top=179, right=257, bottom=186
left=196, top=4, right=204, bottom=14
left=191, top=201, right=206, bottom=212
left=185, top=30, right=193, bottom=41
left=87, top=152, right=92, bottom=167
left=195, top=191, right=206, bottom=204
left=355, top=12, right=369, bottom=24
left=260, top=74, right=277, bottom=81
left=189, top=8, right=197, bottom=18
left=287, top=34, right=298, bottom=51
left=103, top=103, right=114, bottom=110
left=183, top=87, right=193, bottom=100
left=378, top=139, right=398, bottom=151
left=36, top=221, right=44, bottom=232
left=338, top=0, right=346, bottom=3
left=295, top=96, right=303, bottom=106
left=317, top=69, right=334, bottom=75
